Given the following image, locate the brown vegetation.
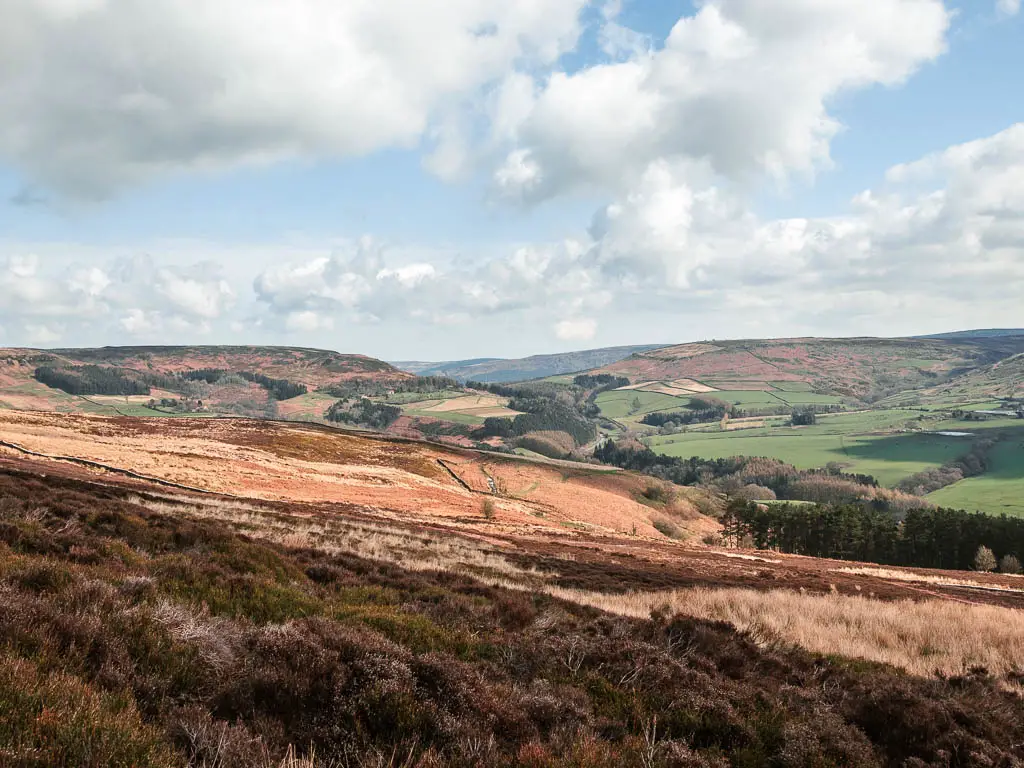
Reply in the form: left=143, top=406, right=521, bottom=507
left=3, top=468, right=1024, bottom=766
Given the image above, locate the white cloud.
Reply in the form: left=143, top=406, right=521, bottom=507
left=491, top=0, right=951, bottom=201
left=0, top=0, right=587, bottom=198
left=0, top=251, right=240, bottom=344
left=997, top=0, right=1020, bottom=17
left=554, top=317, right=598, bottom=341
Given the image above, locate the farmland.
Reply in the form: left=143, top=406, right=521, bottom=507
left=399, top=393, right=522, bottom=425
left=928, top=436, right=1024, bottom=517
left=647, top=411, right=971, bottom=487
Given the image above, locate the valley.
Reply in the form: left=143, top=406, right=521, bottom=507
left=3, top=334, right=1024, bottom=765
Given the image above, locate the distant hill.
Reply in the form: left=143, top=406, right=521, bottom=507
left=393, top=358, right=502, bottom=376
left=592, top=336, right=1024, bottom=401
left=882, top=352, right=1024, bottom=406
left=920, top=329, right=1024, bottom=340
left=391, top=344, right=665, bottom=383
left=0, top=345, right=405, bottom=416
left=42, top=345, right=403, bottom=387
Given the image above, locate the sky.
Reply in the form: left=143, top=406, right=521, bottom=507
left=0, top=0, right=1022, bottom=361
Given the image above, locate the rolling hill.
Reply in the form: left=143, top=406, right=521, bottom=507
left=392, top=344, right=664, bottom=383
left=593, top=336, right=1024, bottom=400
left=0, top=345, right=406, bottom=416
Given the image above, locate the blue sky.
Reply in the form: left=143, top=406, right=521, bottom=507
left=0, top=1, right=1021, bottom=359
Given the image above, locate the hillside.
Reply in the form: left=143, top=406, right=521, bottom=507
left=883, top=352, right=1024, bottom=406
left=393, top=344, right=664, bottom=383
left=0, top=345, right=406, bottom=416
left=595, top=336, right=1024, bottom=400
left=3, top=413, right=1024, bottom=765
left=46, top=345, right=402, bottom=387
left=921, top=329, right=1024, bottom=340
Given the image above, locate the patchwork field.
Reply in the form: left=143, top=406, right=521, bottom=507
left=400, top=393, right=522, bottom=425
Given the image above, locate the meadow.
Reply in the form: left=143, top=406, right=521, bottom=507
left=928, top=436, right=1024, bottom=517
left=646, top=410, right=970, bottom=486
left=595, top=382, right=846, bottom=429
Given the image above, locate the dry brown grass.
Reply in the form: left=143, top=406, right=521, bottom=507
left=834, top=566, right=1024, bottom=593
left=129, top=491, right=1024, bottom=680
left=128, top=494, right=543, bottom=583
left=537, top=585, right=1024, bottom=677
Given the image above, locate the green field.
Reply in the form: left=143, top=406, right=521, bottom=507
left=927, top=434, right=1024, bottom=517
left=596, top=384, right=845, bottom=424
left=402, top=408, right=486, bottom=425
left=646, top=409, right=974, bottom=486
left=382, top=389, right=466, bottom=405
left=710, top=390, right=785, bottom=406
left=594, top=389, right=690, bottom=420
left=650, top=431, right=966, bottom=486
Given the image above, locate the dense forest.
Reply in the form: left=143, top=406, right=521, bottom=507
left=33, top=365, right=150, bottom=396
left=723, top=500, right=1024, bottom=572
left=181, top=369, right=307, bottom=400
left=319, top=375, right=460, bottom=398
left=572, top=373, right=630, bottom=390
left=324, top=398, right=402, bottom=429
left=471, top=380, right=598, bottom=446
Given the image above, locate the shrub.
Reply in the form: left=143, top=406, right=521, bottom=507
left=652, top=518, right=683, bottom=540
left=999, top=554, right=1022, bottom=575
left=481, top=499, right=496, bottom=520
left=640, top=482, right=672, bottom=505
left=0, top=655, right=178, bottom=767
left=974, top=545, right=998, bottom=572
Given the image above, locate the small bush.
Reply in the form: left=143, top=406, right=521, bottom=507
left=652, top=518, right=683, bottom=540
left=999, top=554, right=1022, bottom=575
left=0, top=655, right=178, bottom=767
left=481, top=499, right=496, bottom=520
left=641, top=483, right=672, bottom=505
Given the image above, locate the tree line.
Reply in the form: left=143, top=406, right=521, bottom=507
left=318, top=376, right=460, bottom=399
left=722, top=499, right=1024, bottom=571
left=181, top=369, right=307, bottom=400
left=34, top=365, right=150, bottom=396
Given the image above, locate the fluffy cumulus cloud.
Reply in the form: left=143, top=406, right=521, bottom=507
left=7, top=123, right=1021, bottom=350
left=0, top=252, right=236, bottom=343
left=573, top=123, right=1024, bottom=335
left=490, top=0, right=950, bottom=201
left=245, top=123, right=1024, bottom=343
left=0, top=0, right=586, bottom=197
left=4, top=0, right=1021, bottom=354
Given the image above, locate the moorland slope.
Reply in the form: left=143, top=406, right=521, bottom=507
left=394, top=344, right=664, bottom=383
left=595, top=336, right=1024, bottom=399
left=4, top=416, right=1024, bottom=765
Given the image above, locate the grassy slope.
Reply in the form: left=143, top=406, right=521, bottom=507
left=646, top=410, right=968, bottom=486
left=928, top=433, right=1024, bottom=517
left=596, top=336, right=1024, bottom=399
left=3, top=468, right=1024, bottom=766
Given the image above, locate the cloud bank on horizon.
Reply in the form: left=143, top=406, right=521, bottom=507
left=0, top=0, right=1021, bottom=356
